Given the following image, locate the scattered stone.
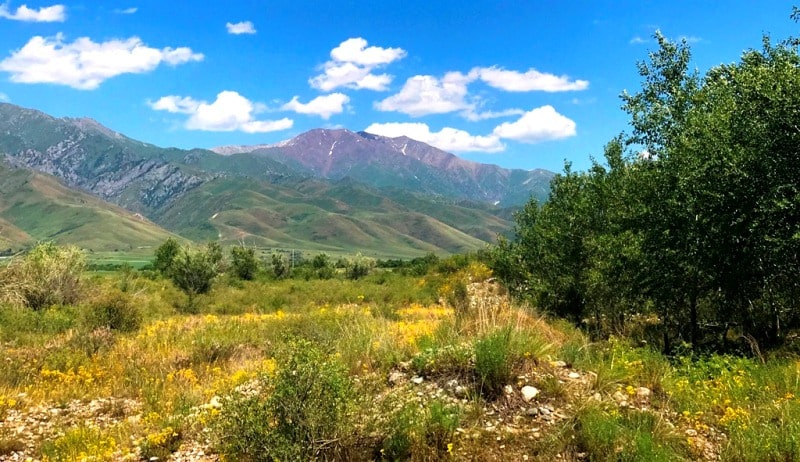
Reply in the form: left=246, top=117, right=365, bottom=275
left=521, top=385, right=539, bottom=402
left=525, top=407, right=539, bottom=417
left=686, top=429, right=698, bottom=437
left=454, top=385, right=468, bottom=398
left=551, top=360, right=568, bottom=368
left=503, top=385, right=515, bottom=395
left=388, top=371, right=405, bottom=385
left=568, top=372, right=581, bottom=379
left=411, top=376, right=424, bottom=385
left=636, top=387, right=651, bottom=399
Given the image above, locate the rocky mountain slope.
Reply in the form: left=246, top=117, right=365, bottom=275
left=213, top=129, right=554, bottom=206
left=0, top=103, right=552, bottom=256
left=0, top=159, right=176, bottom=254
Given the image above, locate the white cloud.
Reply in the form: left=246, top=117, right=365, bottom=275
left=0, top=3, right=65, bottom=22
left=226, top=21, right=256, bottom=35
left=114, top=7, right=138, bottom=14
left=149, top=91, right=293, bottom=133
left=0, top=92, right=8, bottom=102
left=330, top=37, right=406, bottom=66
left=310, top=37, right=405, bottom=92
left=281, top=93, right=349, bottom=119
left=492, top=105, right=576, bottom=143
left=629, top=36, right=647, bottom=45
left=472, top=66, right=588, bottom=92
left=375, top=72, right=473, bottom=116
left=0, top=34, right=203, bottom=90
left=364, top=122, right=504, bottom=153
left=462, top=107, right=524, bottom=122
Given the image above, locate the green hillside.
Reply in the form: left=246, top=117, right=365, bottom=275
left=0, top=161, right=177, bottom=255
left=155, top=177, right=496, bottom=258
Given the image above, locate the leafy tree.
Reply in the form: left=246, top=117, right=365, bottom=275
left=270, top=253, right=291, bottom=279
left=311, top=253, right=334, bottom=279
left=168, top=242, right=223, bottom=310
left=230, top=244, right=259, bottom=281
left=345, top=253, right=375, bottom=280
left=153, top=237, right=180, bottom=275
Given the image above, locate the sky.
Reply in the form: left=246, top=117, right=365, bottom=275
left=0, top=1, right=797, bottom=172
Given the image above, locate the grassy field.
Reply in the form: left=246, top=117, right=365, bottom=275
left=0, top=257, right=799, bottom=461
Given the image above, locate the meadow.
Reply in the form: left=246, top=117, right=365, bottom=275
left=0, top=245, right=799, bottom=461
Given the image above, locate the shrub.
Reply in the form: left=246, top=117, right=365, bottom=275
left=270, top=253, right=291, bottom=279
left=216, top=338, right=353, bottom=461
left=84, top=288, right=142, bottom=332
left=474, top=327, right=515, bottom=399
left=345, top=253, right=375, bottom=280
left=230, top=245, right=259, bottom=281
left=169, top=243, right=223, bottom=298
left=311, top=253, right=335, bottom=279
left=0, top=242, right=85, bottom=309
left=153, top=237, right=180, bottom=275
left=425, top=400, right=461, bottom=454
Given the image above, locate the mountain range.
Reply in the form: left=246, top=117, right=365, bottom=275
left=0, top=103, right=554, bottom=258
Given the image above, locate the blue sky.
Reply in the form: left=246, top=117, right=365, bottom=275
left=0, top=1, right=796, bottom=172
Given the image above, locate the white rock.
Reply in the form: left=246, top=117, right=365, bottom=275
left=568, top=372, right=581, bottom=379
left=504, top=385, right=515, bottom=395
left=411, top=376, right=424, bottom=384
left=521, top=385, right=539, bottom=402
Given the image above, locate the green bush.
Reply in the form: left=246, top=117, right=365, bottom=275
left=345, top=253, right=375, bottom=280
left=168, top=242, right=223, bottom=308
left=0, top=242, right=86, bottom=310
left=270, top=253, right=291, bottom=279
left=230, top=245, right=259, bottom=281
left=84, top=288, right=142, bottom=332
left=474, top=327, right=515, bottom=399
left=215, top=338, right=353, bottom=461
left=424, top=400, right=461, bottom=454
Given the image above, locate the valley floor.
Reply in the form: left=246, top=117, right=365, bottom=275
left=0, top=267, right=798, bottom=461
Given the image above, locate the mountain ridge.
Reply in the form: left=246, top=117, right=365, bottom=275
left=0, top=102, right=552, bottom=257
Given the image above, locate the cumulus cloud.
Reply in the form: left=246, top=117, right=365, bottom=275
left=0, top=34, right=203, bottom=90
left=472, top=66, right=588, bottom=92
left=0, top=92, right=8, bottom=102
left=377, top=65, right=588, bottom=117
left=492, top=105, right=576, bottom=142
left=364, top=122, right=504, bottom=153
left=310, top=37, right=405, bottom=91
left=281, top=93, right=349, bottom=119
left=375, top=72, right=473, bottom=116
left=114, top=7, right=138, bottom=14
left=365, top=105, right=576, bottom=153
left=226, top=21, right=256, bottom=35
left=0, top=3, right=65, bottom=22
left=149, top=91, right=293, bottom=133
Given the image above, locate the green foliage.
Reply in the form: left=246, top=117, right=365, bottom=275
left=270, top=253, right=291, bottom=279
left=345, top=253, right=375, bottom=280
left=310, top=253, right=335, bottom=279
left=153, top=237, right=180, bottom=275
left=0, top=242, right=86, bottom=310
left=229, top=245, right=259, bottom=281
left=168, top=242, right=223, bottom=299
left=84, top=288, right=142, bottom=332
left=574, top=406, right=685, bottom=462
left=215, top=338, right=353, bottom=461
left=490, top=31, right=800, bottom=352
left=474, top=327, right=515, bottom=399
